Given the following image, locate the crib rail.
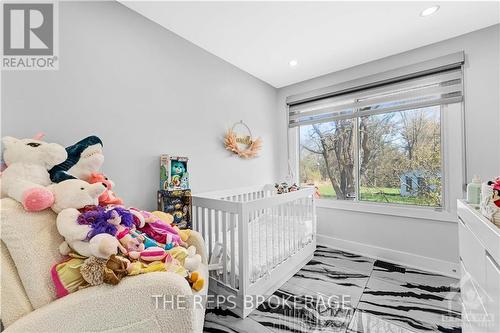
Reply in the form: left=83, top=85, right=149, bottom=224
left=192, top=187, right=316, bottom=293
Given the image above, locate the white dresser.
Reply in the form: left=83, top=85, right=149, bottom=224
left=458, top=200, right=500, bottom=333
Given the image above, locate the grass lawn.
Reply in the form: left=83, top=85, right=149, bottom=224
left=317, top=183, right=439, bottom=206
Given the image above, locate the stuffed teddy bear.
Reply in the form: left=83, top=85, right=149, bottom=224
left=88, top=172, right=123, bottom=206
left=49, top=179, right=122, bottom=258
left=1, top=135, right=67, bottom=211
left=49, top=136, right=104, bottom=183
left=79, top=254, right=129, bottom=287
left=170, top=161, right=186, bottom=187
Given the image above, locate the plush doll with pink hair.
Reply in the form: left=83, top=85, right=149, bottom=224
left=134, top=209, right=185, bottom=247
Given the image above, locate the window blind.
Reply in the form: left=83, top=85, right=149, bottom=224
left=288, top=66, right=463, bottom=128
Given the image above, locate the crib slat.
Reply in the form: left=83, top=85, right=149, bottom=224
left=296, top=199, right=300, bottom=250
left=292, top=200, right=296, bottom=254
left=293, top=200, right=297, bottom=252
left=288, top=202, right=292, bottom=257
left=200, top=207, right=205, bottom=247
left=266, top=206, right=269, bottom=274
left=249, top=208, right=254, bottom=283
left=298, top=199, right=306, bottom=249
left=208, top=209, right=213, bottom=260
left=280, top=204, right=284, bottom=262
left=192, top=206, right=197, bottom=231
left=222, top=212, right=228, bottom=285
left=292, top=201, right=295, bottom=254
left=215, top=210, right=220, bottom=244
left=271, top=207, right=279, bottom=268
left=230, top=213, right=236, bottom=289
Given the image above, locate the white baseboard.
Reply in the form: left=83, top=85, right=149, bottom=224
left=317, top=234, right=459, bottom=279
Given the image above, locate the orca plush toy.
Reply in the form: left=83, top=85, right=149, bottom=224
left=49, top=135, right=104, bottom=183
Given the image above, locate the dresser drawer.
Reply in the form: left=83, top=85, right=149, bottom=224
left=458, top=200, right=500, bottom=265
left=459, top=218, right=486, bottom=288
left=460, top=260, right=490, bottom=333
left=484, top=252, right=500, bottom=333
left=462, top=303, right=491, bottom=333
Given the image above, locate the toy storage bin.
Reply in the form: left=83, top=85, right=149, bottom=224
left=192, top=185, right=316, bottom=318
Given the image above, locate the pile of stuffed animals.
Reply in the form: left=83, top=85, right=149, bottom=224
left=275, top=182, right=300, bottom=194
left=480, top=177, right=500, bottom=228
left=1, top=134, right=204, bottom=298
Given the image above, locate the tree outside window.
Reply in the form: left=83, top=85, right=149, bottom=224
left=299, top=106, right=442, bottom=207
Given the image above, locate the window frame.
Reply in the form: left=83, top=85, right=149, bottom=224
left=288, top=101, right=464, bottom=224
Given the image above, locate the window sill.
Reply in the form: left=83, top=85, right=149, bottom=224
left=316, top=198, right=458, bottom=223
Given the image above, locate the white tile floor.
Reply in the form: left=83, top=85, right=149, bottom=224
left=203, top=245, right=461, bottom=333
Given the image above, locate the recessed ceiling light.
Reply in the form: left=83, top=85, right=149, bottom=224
left=289, top=59, right=298, bottom=67
left=420, top=5, right=440, bottom=17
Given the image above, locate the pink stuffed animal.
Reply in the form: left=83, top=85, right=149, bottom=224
left=88, top=172, right=123, bottom=206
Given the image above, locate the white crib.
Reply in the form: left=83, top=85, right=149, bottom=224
left=192, top=185, right=316, bottom=318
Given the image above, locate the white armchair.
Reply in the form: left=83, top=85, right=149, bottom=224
left=0, top=198, right=207, bottom=333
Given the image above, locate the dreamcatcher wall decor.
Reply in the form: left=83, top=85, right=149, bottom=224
left=224, top=120, right=262, bottom=159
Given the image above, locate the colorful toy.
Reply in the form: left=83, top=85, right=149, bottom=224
left=50, top=179, right=121, bottom=259
left=127, top=260, right=166, bottom=276
left=171, top=160, right=186, bottom=187
left=489, top=178, right=500, bottom=207
left=159, top=155, right=189, bottom=190
left=51, top=253, right=89, bottom=298
left=79, top=256, right=107, bottom=287
left=49, top=136, right=104, bottom=183
left=88, top=172, right=123, bottom=206
left=178, top=246, right=204, bottom=292
left=1, top=135, right=67, bottom=211
left=275, top=182, right=300, bottom=194
left=102, top=254, right=130, bottom=285
left=166, top=246, right=189, bottom=263
left=163, top=252, right=204, bottom=292
left=77, top=206, right=134, bottom=240
left=187, top=271, right=205, bottom=292
left=157, top=189, right=192, bottom=229
left=184, top=245, right=202, bottom=272
left=134, top=210, right=184, bottom=247
left=79, top=254, right=130, bottom=287
left=152, top=211, right=191, bottom=242
left=128, top=246, right=167, bottom=262
left=106, top=210, right=146, bottom=254
left=480, top=177, right=500, bottom=228
left=163, top=254, right=188, bottom=276
left=165, top=246, right=205, bottom=291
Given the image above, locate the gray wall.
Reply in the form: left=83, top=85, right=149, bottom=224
left=277, top=24, right=500, bottom=182
left=1, top=1, right=279, bottom=210
left=276, top=24, right=500, bottom=273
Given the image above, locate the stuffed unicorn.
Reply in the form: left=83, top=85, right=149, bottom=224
left=1, top=134, right=67, bottom=211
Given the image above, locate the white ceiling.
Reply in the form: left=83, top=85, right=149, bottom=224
left=120, top=1, right=500, bottom=88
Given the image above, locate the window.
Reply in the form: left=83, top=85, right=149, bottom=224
left=290, top=64, right=463, bottom=209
